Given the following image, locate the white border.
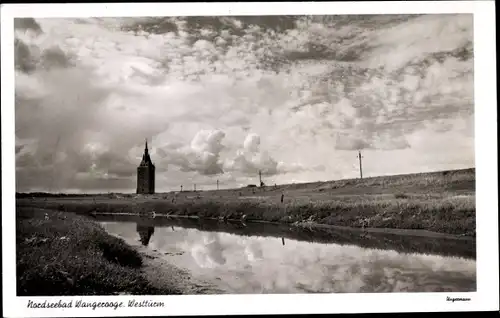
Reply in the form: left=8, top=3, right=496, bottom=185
left=2, top=2, right=498, bottom=317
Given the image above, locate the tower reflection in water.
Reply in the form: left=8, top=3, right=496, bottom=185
left=136, top=223, right=155, bottom=246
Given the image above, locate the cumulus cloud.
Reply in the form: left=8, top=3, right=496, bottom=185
left=14, top=14, right=474, bottom=192
left=190, top=233, right=227, bottom=268
left=164, top=129, right=226, bottom=175
left=244, top=241, right=264, bottom=262
left=224, top=133, right=279, bottom=176
left=14, top=18, right=43, bottom=34
left=14, top=20, right=74, bottom=74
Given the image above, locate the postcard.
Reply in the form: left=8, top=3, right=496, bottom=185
left=2, top=2, right=498, bottom=317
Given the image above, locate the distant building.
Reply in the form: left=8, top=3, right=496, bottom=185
left=136, top=139, right=155, bottom=194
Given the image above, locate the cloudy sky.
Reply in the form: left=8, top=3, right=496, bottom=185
left=14, top=14, right=474, bottom=193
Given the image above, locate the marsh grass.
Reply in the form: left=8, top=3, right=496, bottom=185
left=16, top=207, right=181, bottom=296
left=28, top=193, right=475, bottom=236
left=17, top=168, right=476, bottom=236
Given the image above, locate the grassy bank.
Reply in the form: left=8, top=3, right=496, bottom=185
left=16, top=207, right=181, bottom=296
left=17, top=168, right=476, bottom=237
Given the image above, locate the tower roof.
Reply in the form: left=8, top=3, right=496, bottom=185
left=139, top=139, right=154, bottom=167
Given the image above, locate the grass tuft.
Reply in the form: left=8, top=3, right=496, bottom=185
left=16, top=207, right=180, bottom=296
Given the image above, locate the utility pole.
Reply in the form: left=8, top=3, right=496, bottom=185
left=357, top=150, right=363, bottom=179
left=180, top=185, right=183, bottom=192
left=217, top=179, right=219, bottom=190
left=194, top=184, right=196, bottom=192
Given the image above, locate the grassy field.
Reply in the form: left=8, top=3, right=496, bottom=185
left=16, top=207, right=182, bottom=296
left=17, top=168, right=476, bottom=237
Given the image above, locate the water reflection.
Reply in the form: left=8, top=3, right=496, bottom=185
left=100, top=220, right=476, bottom=294
left=93, top=213, right=475, bottom=259
left=136, top=223, right=155, bottom=246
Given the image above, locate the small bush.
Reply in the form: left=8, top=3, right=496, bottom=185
left=394, top=193, right=409, bottom=199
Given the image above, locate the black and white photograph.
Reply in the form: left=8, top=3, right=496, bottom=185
left=2, top=2, right=498, bottom=317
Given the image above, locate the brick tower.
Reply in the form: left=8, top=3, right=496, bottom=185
left=136, top=139, right=155, bottom=194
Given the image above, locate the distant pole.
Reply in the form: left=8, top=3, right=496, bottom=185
left=358, top=151, right=363, bottom=179
left=194, top=184, right=196, bottom=192
left=180, top=185, right=183, bottom=192
left=217, top=179, right=219, bottom=190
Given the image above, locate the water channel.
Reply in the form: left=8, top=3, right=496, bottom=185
left=94, top=214, right=476, bottom=294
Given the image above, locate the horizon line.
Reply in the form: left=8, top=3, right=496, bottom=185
left=15, top=166, right=475, bottom=195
